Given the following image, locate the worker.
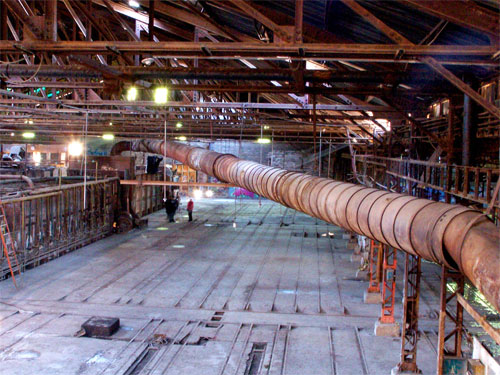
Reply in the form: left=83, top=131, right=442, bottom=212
left=187, top=199, right=194, bottom=222
left=165, top=197, right=179, bottom=223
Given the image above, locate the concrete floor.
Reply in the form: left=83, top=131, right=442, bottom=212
left=0, top=199, right=446, bottom=374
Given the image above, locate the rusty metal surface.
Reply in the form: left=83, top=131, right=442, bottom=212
left=0, top=174, right=35, bottom=189
left=380, top=195, right=419, bottom=250
left=346, top=188, right=379, bottom=235
left=392, top=199, right=434, bottom=256
left=114, top=140, right=500, bottom=312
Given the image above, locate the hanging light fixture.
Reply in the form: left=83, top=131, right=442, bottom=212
left=154, top=87, right=168, bottom=104
left=127, top=86, right=138, bottom=101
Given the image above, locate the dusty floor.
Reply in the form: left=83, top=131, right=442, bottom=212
left=0, top=199, right=446, bottom=374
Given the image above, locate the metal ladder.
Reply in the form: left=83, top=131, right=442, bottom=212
left=0, top=203, right=20, bottom=287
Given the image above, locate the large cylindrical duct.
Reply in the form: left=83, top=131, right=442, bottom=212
left=111, top=140, right=500, bottom=312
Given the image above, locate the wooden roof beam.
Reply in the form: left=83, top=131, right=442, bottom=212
left=341, top=0, right=499, bottom=120
left=3, top=0, right=43, bottom=39
left=92, top=0, right=193, bottom=40
left=0, top=41, right=494, bottom=60
left=226, top=0, right=293, bottom=43
left=422, top=57, right=500, bottom=119
left=61, top=0, right=108, bottom=66
left=341, top=0, right=412, bottom=45
left=404, top=0, right=499, bottom=44
left=136, top=0, right=251, bottom=42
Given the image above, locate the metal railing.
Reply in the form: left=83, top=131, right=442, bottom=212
left=0, top=178, right=119, bottom=279
left=351, top=155, right=499, bottom=223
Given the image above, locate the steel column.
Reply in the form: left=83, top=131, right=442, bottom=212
left=366, top=240, right=383, bottom=294
left=437, top=266, right=465, bottom=375
left=379, top=245, right=397, bottom=325
left=397, top=253, right=422, bottom=374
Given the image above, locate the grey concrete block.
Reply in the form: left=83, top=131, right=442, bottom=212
left=374, top=319, right=400, bottom=337
left=363, top=290, right=382, bottom=304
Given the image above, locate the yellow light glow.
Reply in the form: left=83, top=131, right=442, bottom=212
left=176, top=122, right=183, bottom=128
left=264, top=125, right=270, bottom=130
left=33, top=151, right=41, bottom=164
left=193, top=189, right=203, bottom=199
left=22, top=132, right=35, bottom=139
left=68, top=141, right=83, bottom=157
left=154, top=87, right=168, bottom=104
left=102, top=133, right=115, bottom=141
left=127, top=86, right=138, bottom=101
left=10, top=133, right=14, bottom=137
left=257, top=138, right=271, bottom=144
left=177, top=135, right=187, bottom=141
left=109, top=122, right=113, bottom=126
left=205, top=190, right=214, bottom=198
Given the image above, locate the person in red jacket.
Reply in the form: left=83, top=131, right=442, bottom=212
left=187, top=199, right=194, bottom=222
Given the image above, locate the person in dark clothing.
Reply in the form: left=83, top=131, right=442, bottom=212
left=187, top=199, right=194, bottom=222
left=165, top=197, right=179, bottom=222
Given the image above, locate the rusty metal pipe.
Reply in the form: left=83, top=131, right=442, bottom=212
left=112, top=140, right=500, bottom=312
left=0, top=174, right=35, bottom=189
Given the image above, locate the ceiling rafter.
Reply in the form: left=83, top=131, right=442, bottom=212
left=92, top=0, right=193, bottom=40
left=340, top=0, right=499, bottom=120
left=404, top=0, right=499, bottom=43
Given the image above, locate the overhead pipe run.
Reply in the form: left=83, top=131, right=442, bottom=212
left=111, top=140, right=500, bottom=312
left=0, top=174, right=35, bottom=189
left=0, top=64, right=439, bottom=84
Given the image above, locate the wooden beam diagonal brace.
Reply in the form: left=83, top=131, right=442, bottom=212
left=341, top=0, right=412, bottom=45
left=422, top=57, right=500, bottom=119
left=92, top=0, right=193, bottom=40
left=404, top=0, right=499, bottom=43
left=3, top=0, right=43, bottom=39
left=337, top=0, right=500, bottom=120
left=137, top=0, right=244, bottom=41
left=227, top=0, right=293, bottom=43
left=62, top=0, right=108, bottom=66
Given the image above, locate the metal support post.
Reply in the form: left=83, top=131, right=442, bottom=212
left=374, top=245, right=400, bottom=336
left=364, top=240, right=383, bottom=304
left=380, top=245, right=398, bottom=324
left=367, top=240, right=383, bottom=293
left=395, top=253, right=422, bottom=374
left=437, top=266, right=465, bottom=375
